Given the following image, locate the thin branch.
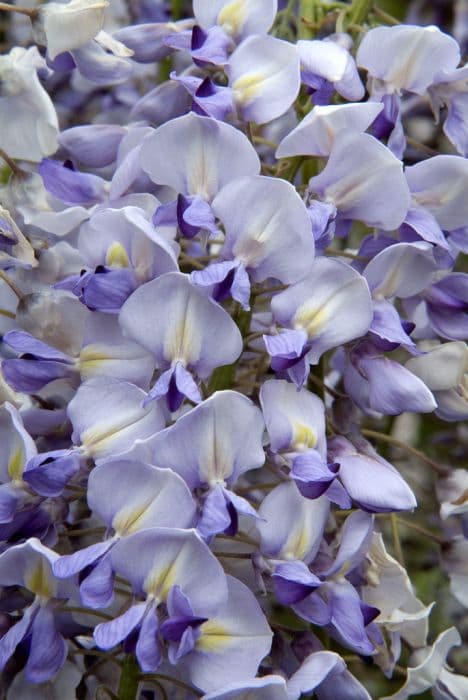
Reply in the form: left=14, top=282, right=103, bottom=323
left=0, top=3, right=38, bottom=19
left=360, top=428, right=449, bottom=476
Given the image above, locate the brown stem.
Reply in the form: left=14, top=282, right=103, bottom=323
left=0, top=270, right=23, bottom=299
left=360, top=428, right=449, bottom=476
left=0, top=147, right=28, bottom=177
left=0, top=2, right=38, bottom=18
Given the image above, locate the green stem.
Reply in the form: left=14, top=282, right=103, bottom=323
left=346, top=0, right=371, bottom=27
left=390, top=513, right=404, bottom=565
left=170, top=0, right=183, bottom=20
left=118, top=655, right=140, bottom=700
left=371, top=5, right=400, bottom=25
left=62, top=606, right=114, bottom=621
left=396, top=517, right=445, bottom=546
left=0, top=308, right=15, bottom=319
left=299, top=0, right=316, bottom=38
left=0, top=147, right=27, bottom=177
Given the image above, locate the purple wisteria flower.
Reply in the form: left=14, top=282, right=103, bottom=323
left=0, top=1, right=465, bottom=697
left=119, top=272, right=243, bottom=409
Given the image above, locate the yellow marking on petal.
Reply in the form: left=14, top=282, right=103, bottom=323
left=143, top=561, right=177, bottom=601
left=163, top=296, right=202, bottom=366
left=293, top=302, right=329, bottom=339
left=283, top=527, right=311, bottom=562
left=25, top=560, right=54, bottom=600
left=81, top=410, right=149, bottom=454
left=217, top=0, right=247, bottom=37
left=105, top=241, right=130, bottom=268
left=292, top=422, right=316, bottom=452
left=8, top=447, right=24, bottom=481
left=112, top=498, right=155, bottom=536
left=79, top=347, right=109, bottom=371
left=233, top=72, right=265, bottom=106
left=196, top=621, right=231, bottom=652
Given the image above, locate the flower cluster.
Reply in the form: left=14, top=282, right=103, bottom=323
left=0, top=0, right=466, bottom=698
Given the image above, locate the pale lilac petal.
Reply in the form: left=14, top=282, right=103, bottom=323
left=357, top=25, right=460, bottom=94
left=0, top=47, right=59, bottom=162
left=80, top=313, right=156, bottom=389
left=39, top=0, right=107, bottom=60
left=94, top=602, right=147, bottom=650
left=174, top=362, right=203, bottom=405
left=67, top=377, right=166, bottom=461
left=193, top=0, right=277, bottom=40
left=0, top=607, right=34, bottom=672
left=2, top=359, right=74, bottom=393
left=72, top=40, right=133, bottom=85
left=277, top=102, right=383, bottom=158
left=3, top=331, right=73, bottom=363
left=406, top=155, right=468, bottom=231
left=185, top=576, right=273, bottom=692
left=110, top=528, right=228, bottom=614
left=309, top=132, right=410, bottom=230
left=191, top=26, right=232, bottom=67
left=179, top=195, right=219, bottom=236
left=291, top=452, right=339, bottom=499
left=363, top=242, right=438, bottom=298
left=381, top=627, right=461, bottom=700
left=328, top=582, right=376, bottom=655
left=88, top=460, right=196, bottom=534
left=228, top=35, right=300, bottom=124
left=202, top=676, right=288, bottom=700
left=325, top=511, right=374, bottom=577
left=315, top=668, right=372, bottom=700
left=298, top=39, right=348, bottom=83
left=197, top=484, right=231, bottom=538
left=271, top=257, right=373, bottom=364
left=54, top=540, right=113, bottom=579
left=39, top=158, right=106, bottom=205
left=405, top=341, right=466, bottom=392
left=330, top=437, right=417, bottom=513
left=114, top=21, right=186, bottom=63
left=136, top=607, right=162, bottom=672
left=212, top=175, right=314, bottom=283
left=23, top=449, right=81, bottom=497
left=191, top=260, right=238, bottom=290
left=140, top=113, right=260, bottom=200
left=443, top=92, right=468, bottom=157
left=260, top=379, right=326, bottom=456
left=0, top=485, right=19, bottom=524
left=149, top=390, right=265, bottom=489
left=401, top=206, right=449, bottom=250
left=59, top=124, right=126, bottom=167
left=119, top=273, right=243, bottom=379
left=293, top=592, right=331, bottom=626
left=264, top=329, right=308, bottom=365
left=224, top=488, right=259, bottom=522
left=258, top=482, right=329, bottom=564
left=358, top=355, right=436, bottom=415
left=273, top=560, right=321, bottom=604
left=26, top=606, right=67, bottom=683
left=80, top=553, right=115, bottom=609
left=370, top=299, right=417, bottom=351
left=286, top=651, right=345, bottom=699
left=298, top=39, right=364, bottom=101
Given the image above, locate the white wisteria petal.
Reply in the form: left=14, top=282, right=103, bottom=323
left=38, top=0, right=109, bottom=60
